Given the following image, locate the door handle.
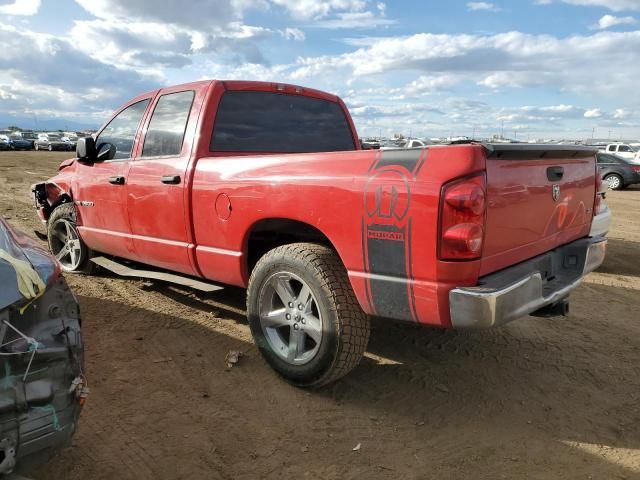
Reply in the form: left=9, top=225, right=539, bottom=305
left=546, top=166, right=564, bottom=182
left=161, top=175, right=181, bottom=185
left=108, top=176, right=125, bottom=185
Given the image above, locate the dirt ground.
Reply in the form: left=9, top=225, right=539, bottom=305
left=1, top=150, right=639, bottom=479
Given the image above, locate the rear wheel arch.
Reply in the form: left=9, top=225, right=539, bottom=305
left=244, top=218, right=343, bottom=280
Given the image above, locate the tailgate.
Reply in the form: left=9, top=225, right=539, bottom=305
left=481, top=145, right=597, bottom=276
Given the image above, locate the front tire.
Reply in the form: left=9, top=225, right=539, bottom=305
left=34, top=144, right=39, bottom=151
left=604, top=174, right=623, bottom=190
left=247, top=243, right=370, bottom=388
left=47, top=203, right=95, bottom=274
left=48, top=145, right=53, bottom=151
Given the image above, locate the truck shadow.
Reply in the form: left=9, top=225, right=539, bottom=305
left=596, top=237, right=640, bottom=278
left=137, top=279, right=639, bottom=473
left=38, top=278, right=640, bottom=479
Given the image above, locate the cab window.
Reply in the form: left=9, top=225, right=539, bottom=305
left=142, top=90, right=195, bottom=157
left=96, top=99, right=150, bottom=160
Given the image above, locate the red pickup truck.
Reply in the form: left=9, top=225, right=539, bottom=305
left=33, top=80, right=610, bottom=387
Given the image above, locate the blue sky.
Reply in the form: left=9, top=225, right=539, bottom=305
left=1, top=0, right=640, bottom=139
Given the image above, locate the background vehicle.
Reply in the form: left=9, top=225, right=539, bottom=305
left=381, top=138, right=429, bottom=149
left=360, top=138, right=380, bottom=150
left=605, top=143, right=640, bottom=164
left=34, top=133, right=74, bottom=152
left=0, top=135, right=10, bottom=150
left=33, top=80, right=609, bottom=387
left=8, top=134, right=33, bottom=151
left=0, top=216, right=85, bottom=476
left=597, top=152, right=640, bottom=190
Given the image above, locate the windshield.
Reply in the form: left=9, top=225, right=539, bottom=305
left=48, top=134, right=62, bottom=141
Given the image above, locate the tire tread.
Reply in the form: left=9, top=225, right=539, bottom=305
left=247, top=242, right=370, bottom=387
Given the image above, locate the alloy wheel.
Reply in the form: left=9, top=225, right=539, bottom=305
left=606, top=175, right=621, bottom=190
left=49, top=218, right=83, bottom=271
left=258, top=271, right=323, bottom=365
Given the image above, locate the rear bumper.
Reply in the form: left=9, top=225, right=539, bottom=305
left=589, top=204, right=611, bottom=238
left=449, top=236, right=606, bottom=328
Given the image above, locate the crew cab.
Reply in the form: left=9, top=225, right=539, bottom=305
left=33, top=80, right=610, bottom=387
left=606, top=143, right=640, bottom=164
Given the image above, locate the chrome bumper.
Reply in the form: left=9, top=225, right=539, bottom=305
left=589, top=204, right=611, bottom=238
left=449, top=237, right=607, bottom=328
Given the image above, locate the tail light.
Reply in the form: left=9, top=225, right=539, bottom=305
left=594, top=169, right=604, bottom=214
left=632, top=165, right=640, bottom=173
left=439, top=173, right=486, bottom=260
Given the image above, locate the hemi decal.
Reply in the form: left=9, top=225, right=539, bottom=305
left=362, top=148, right=427, bottom=322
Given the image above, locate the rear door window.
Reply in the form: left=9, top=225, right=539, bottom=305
left=142, top=90, right=195, bottom=157
left=211, top=91, right=356, bottom=153
left=97, top=99, right=150, bottom=160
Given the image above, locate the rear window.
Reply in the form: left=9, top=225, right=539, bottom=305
left=211, top=91, right=356, bottom=153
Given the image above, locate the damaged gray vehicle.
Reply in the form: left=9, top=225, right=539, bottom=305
left=0, top=216, right=86, bottom=476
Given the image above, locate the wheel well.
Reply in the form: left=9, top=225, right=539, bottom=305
left=246, top=219, right=334, bottom=275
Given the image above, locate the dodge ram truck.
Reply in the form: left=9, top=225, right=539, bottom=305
left=33, top=80, right=610, bottom=387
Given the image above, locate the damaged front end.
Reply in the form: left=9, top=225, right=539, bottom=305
left=0, top=217, right=85, bottom=476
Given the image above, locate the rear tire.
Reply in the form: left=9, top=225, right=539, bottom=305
left=47, top=203, right=95, bottom=274
left=247, top=243, right=370, bottom=388
left=34, top=144, right=39, bottom=151
left=48, top=145, right=53, bottom=151
left=604, top=174, right=623, bottom=190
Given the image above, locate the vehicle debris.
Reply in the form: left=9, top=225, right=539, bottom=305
left=0, top=216, right=85, bottom=476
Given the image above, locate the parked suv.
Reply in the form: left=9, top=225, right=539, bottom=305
left=605, top=143, right=640, bottom=164
left=597, top=152, right=640, bottom=190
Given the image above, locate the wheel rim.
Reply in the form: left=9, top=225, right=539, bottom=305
left=50, top=218, right=83, bottom=271
left=606, top=175, right=621, bottom=189
left=258, top=271, right=323, bottom=365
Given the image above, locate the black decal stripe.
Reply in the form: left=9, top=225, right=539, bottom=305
left=361, top=217, right=374, bottom=314
left=412, top=148, right=428, bottom=178
left=366, top=225, right=411, bottom=320
left=377, top=148, right=424, bottom=173
left=406, top=218, right=418, bottom=321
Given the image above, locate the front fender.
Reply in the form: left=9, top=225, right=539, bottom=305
left=31, top=179, right=73, bottom=221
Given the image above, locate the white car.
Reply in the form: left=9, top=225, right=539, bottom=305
left=606, top=144, right=640, bottom=164
left=381, top=138, right=428, bottom=150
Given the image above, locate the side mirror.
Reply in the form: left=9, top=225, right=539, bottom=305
left=96, top=143, right=116, bottom=161
left=76, top=137, right=96, bottom=162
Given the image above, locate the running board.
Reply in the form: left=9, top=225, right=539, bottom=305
left=90, top=256, right=224, bottom=293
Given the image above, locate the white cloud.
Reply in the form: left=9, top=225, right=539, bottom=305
left=0, top=0, right=40, bottom=15
left=310, top=11, right=396, bottom=29
left=539, top=1, right=640, bottom=11
left=585, top=108, right=603, bottom=118
left=0, top=23, right=156, bottom=125
left=467, top=2, right=501, bottom=12
left=591, top=14, right=636, bottom=28
left=269, top=0, right=367, bottom=20
left=280, top=27, right=306, bottom=40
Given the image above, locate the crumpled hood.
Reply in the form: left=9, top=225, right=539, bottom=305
left=0, top=217, right=58, bottom=310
